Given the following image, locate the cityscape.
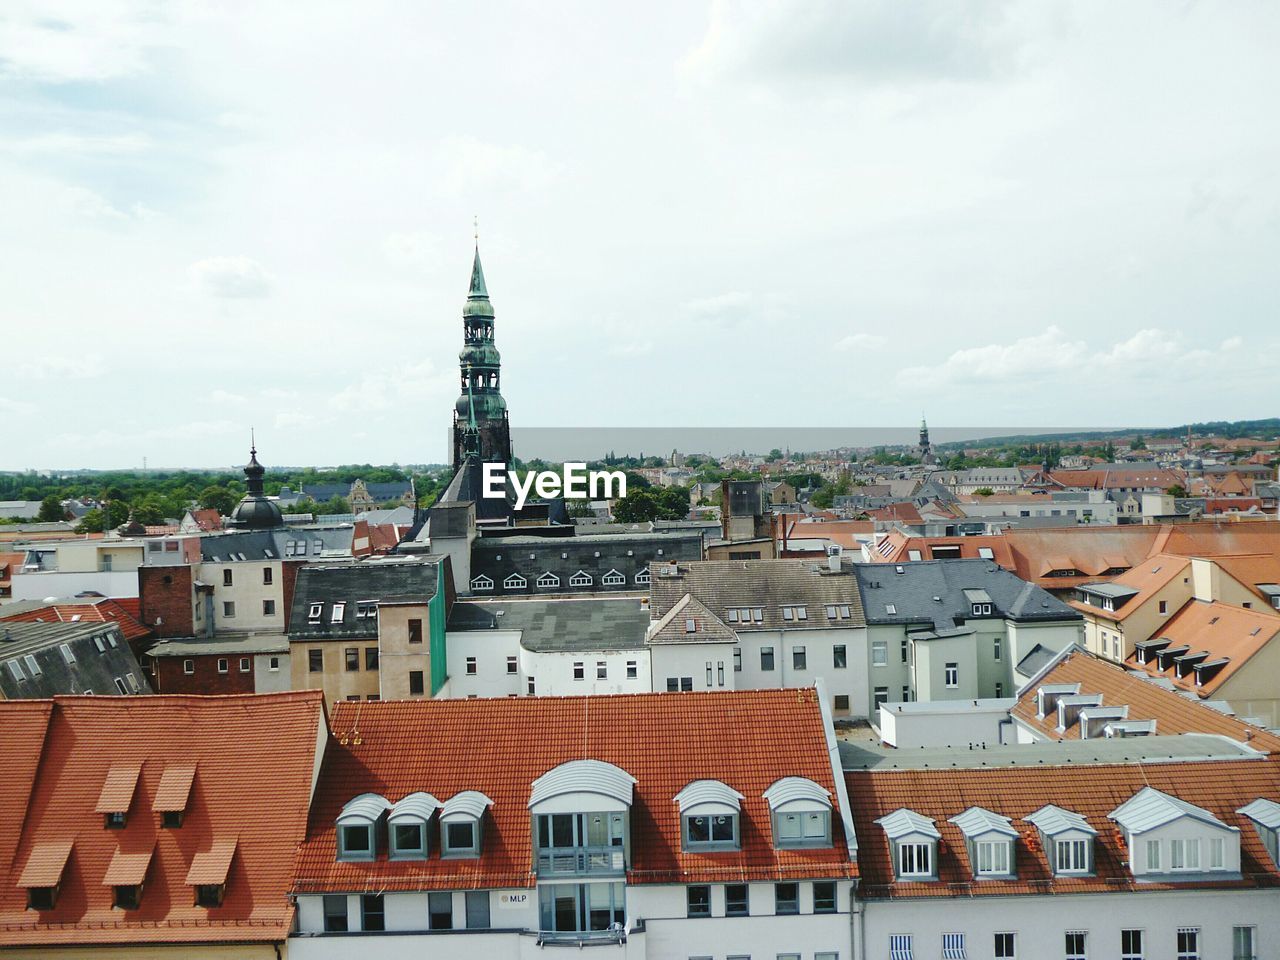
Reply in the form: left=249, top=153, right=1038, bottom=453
left=3, top=4, right=1279, bottom=960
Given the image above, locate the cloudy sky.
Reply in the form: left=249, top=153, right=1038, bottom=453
left=2, top=1, right=1277, bottom=469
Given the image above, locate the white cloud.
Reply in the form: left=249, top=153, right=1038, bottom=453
left=383, top=230, right=443, bottom=267
left=680, top=291, right=753, bottom=319
left=898, top=325, right=1086, bottom=385
left=188, top=256, right=272, bottom=299
left=0, top=1, right=171, bottom=83
left=0, top=397, right=36, bottom=416
left=329, top=360, right=454, bottom=414
left=3, top=132, right=152, bottom=156
left=14, top=356, right=105, bottom=380
left=434, top=136, right=561, bottom=198
left=835, top=333, right=886, bottom=351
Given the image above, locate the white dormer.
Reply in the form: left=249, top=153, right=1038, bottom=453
left=530, top=761, right=634, bottom=876
left=1238, top=798, right=1280, bottom=867
left=1036, top=683, right=1080, bottom=719
left=1026, top=804, right=1097, bottom=875
left=388, top=791, right=440, bottom=859
left=529, top=759, right=636, bottom=814
left=675, top=779, right=744, bottom=850
left=949, top=807, right=1017, bottom=878
left=876, top=808, right=940, bottom=880
left=1055, top=694, right=1102, bottom=732
left=763, top=777, right=833, bottom=848
left=336, top=793, right=390, bottom=861
left=440, top=790, right=492, bottom=858
left=1110, top=786, right=1241, bottom=878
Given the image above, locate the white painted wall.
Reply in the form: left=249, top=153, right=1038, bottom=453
left=11, top=569, right=140, bottom=600
left=878, top=700, right=1016, bottom=749
left=253, top=651, right=291, bottom=692
left=860, top=887, right=1278, bottom=960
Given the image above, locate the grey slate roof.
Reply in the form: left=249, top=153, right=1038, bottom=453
left=447, top=597, right=649, bottom=653
left=648, top=594, right=738, bottom=645
left=200, top=525, right=356, bottom=562
left=289, top=558, right=442, bottom=641
left=146, top=632, right=290, bottom=657
left=648, top=559, right=865, bottom=632
left=469, top=531, right=703, bottom=597
left=853, top=558, right=1080, bottom=630
left=0, top=621, right=147, bottom=698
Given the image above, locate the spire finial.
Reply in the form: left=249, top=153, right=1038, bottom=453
left=250, top=426, right=256, bottom=454
left=473, top=215, right=479, bottom=246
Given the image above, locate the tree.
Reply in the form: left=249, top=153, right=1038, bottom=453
left=37, top=495, right=65, bottom=523
left=199, top=485, right=238, bottom=515
left=76, top=503, right=130, bottom=533
left=1166, top=484, right=1188, bottom=499
left=765, top=448, right=784, bottom=463
left=612, top=489, right=660, bottom=523
left=1129, top=435, right=1147, bottom=451
left=973, top=487, right=995, bottom=497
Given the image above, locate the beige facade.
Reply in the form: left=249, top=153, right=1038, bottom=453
left=200, top=559, right=288, bottom=633
left=1215, top=635, right=1280, bottom=726
left=1080, top=573, right=1192, bottom=662
left=376, top=602, right=434, bottom=699
left=289, top=602, right=432, bottom=703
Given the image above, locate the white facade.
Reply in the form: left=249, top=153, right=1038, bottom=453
left=878, top=698, right=1017, bottom=749
left=441, top=630, right=652, bottom=698
left=11, top=569, right=140, bottom=600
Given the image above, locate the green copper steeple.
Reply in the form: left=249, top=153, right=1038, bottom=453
left=452, top=242, right=511, bottom=470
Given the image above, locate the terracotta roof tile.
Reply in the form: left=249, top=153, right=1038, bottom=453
left=847, top=758, right=1280, bottom=899
left=102, top=845, right=153, bottom=886
left=1010, top=648, right=1280, bottom=752
left=152, top=764, right=196, bottom=813
left=94, top=764, right=141, bottom=814
left=17, top=840, right=72, bottom=888
left=185, top=838, right=238, bottom=886
left=0, top=598, right=150, bottom=643
left=294, top=689, right=853, bottom=894
left=0, top=691, right=325, bottom=947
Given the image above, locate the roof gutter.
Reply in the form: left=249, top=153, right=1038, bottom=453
left=814, top=676, right=858, bottom=863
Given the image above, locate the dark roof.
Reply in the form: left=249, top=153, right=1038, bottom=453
left=1014, top=642, right=1060, bottom=678
left=649, top=594, right=738, bottom=645
left=201, top=526, right=355, bottom=562
left=289, top=559, right=442, bottom=641
left=298, top=483, right=349, bottom=502
left=469, top=531, right=702, bottom=596
left=853, top=558, right=1080, bottom=629
left=447, top=597, right=649, bottom=652
left=0, top=621, right=148, bottom=698
left=649, top=559, right=865, bottom=631
left=361, top=481, right=413, bottom=499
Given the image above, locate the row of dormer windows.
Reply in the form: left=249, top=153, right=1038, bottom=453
left=472, top=569, right=645, bottom=591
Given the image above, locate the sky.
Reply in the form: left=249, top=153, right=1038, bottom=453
left=1, top=1, right=1278, bottom=470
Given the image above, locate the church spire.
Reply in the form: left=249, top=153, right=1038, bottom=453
left=469, top=246, right=488, bottom=301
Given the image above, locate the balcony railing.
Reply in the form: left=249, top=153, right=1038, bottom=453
left=536, top=926, right=626, bottom=946
left=536, top=845, right=625, bottom=877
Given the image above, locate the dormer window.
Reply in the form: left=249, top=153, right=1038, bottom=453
left=104, top=845, right=153, bottom=911
left=876, top=808, right=940, bottom=880
left=780, top=605, right=807, bottom=621
left=1026, top=805, right=1096, bottom=876
left=763, top=777, right=833, bottom=849
left=154, top=763, right=196, bottom=829
left=388, top=792, right=439, bottom=860
left=186, top=838, right=236, bottom=908
left=336, top=793, right=391, bottom=861
left=675, top=780, right=744, bottom=851
left=441, top=791, right=493, bottom=857
left=308, top=603, right=322, bottom=622
left=330, top=602, right=346, bottom=623
left=471, top=574, right=494, bottom=592
left=950, top=807, right=1017, bottom=879
left=19, top=840, right=71, bottom=912
left=1239, top=798, right=1280, bottom=866
left=96, top=764, right=140, bottom=830
left=1111, top=786, right=1241, bottom=879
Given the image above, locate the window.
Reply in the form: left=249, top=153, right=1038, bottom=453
left=686, top=813, right=737, bottom=847
left=308, top=649, right=323, bottom=673
left=345, top=648, right=359, bottom=672
left=901, top=639, right=909, bottom=663
left=428, top=891, right=453, bottom=929
left=223, top=569, right=233, bottom=586
left=680, top=676, right=693, bottom=692
left=444, top=820, right=477, bottom=856
left=1177, top=928, right=1200, bottom=960
left=569, top=571, right=592, bottom=587
left=263, top=567, right=273, bottom=585
left=527, top=676, right=536, bottom=695
left=685, top=618, right=697, bottom=633
left=1170, top=838, right=1200, bottom=871
left=813, top=880, right=836, bottom=913
left=706, top=661, right=713, bottom=686
left=942, top=933, right=966, bottom=960
left=602, top=569, right=625, bottom=587
left=761, top=646, right=775, bottom=671
left=666, top=678, right=678, bottom=692
left=573, top=662, right=585, bottom=680
left=262, top=599, right=276, bottom=616
left=60, top=644, right=75, bottom=664
left=1056, top=839, right=1089, bottom=873
left=507, top=656, right=518, bottom=674
left=833, top=644, right=847, bottom=668
left=330, top=602, right=345, bottom=623
left=995, top=682, right=1004, bottom=697
left=626, top=660, right=637, bottom=679
left=995, top=932, right=1016, bottom=959
left=774, top=882, right=798, bottom=915
left=945, top=662, right=958, bottom=687
left=391, top=822, right=425, bottom=858
left=471, top=574, right=494, bottom=592
left=465, top=890, right=490, bottom=929
left=217, top=658, right=229, bottom=674
left=222, top=601, right=235, bottom=618
left=717, top=661, right=725, bottom=686
left=408, top=619, right=423, bottom=643
left=1159, top=600, right=1168, bottom=614
left=113, top=677, right=128, bottom=694
left=1121, top=929, right=1143, bottom=960
left=1233, top=926, right=1256, bottom=960
left=871, top=640, right=887, bottom=666
left=269, top=656, right=280, bottom=671
left=239, top=657, right=250, bottom=673
left=183, top=659, right=195, bottom=675
left=339, top=823, right=372, bottom=859
left=105, top=811, right=127, bottom=829
left=361, top=893, right=385, bottom=931
left=322, top=895, right=347, bottom=931
left=889, top=934, right=913, bottom=960
left=597, top=661, right=607, bottom=680
left=792, top=646, right=806, bottom=670
left=409, top=670, right=424, bottom=695
left=536, top=572, right=560, bottom=589
left=364, top=647, right=378, bottom=671
left=1065, top=931, right=1087, bottom=960
left=971, top=603, right=992, bottom=617
left=1146, top=839, right=1160, bottom=870
left=725, top=883, right=748, bottom=916
left=733, top=647, right=742, bottom=671
left=22, top=654, right=41, bottom=677
left=897, top=842, right=932, bottom=877
left=976, top=840, right=1010, bottom=875
left=1210, top=836, right=1225, bottom=869
left=687, top=885, right=710, bottom=917
left=993, top=636, right=1002, bottom=661
left=834, top=694, right=850, bottom=712
left=466, top=656, right=477, bottom=675
left=113, top=884, right=141, bottom=910
left=94, top=636, right=106, bottom=653
left=308, top=602, right=323, bottom=622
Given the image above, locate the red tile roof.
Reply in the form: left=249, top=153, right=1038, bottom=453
left=0, top=691, right=325, bottom=947
left=1123, top=599, right=1280, bottom=696
left=846, top=758, right=1280, bottom=899
left=1067, top=554, right=1191, bottom=623
left=294, top=689, right=853, bottom=893
left=1010, top=647, right=1280, bottom=752
left=0, top=598, right=151, bottom=642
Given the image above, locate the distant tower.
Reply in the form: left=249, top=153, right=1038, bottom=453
left=918, top=415, right=934, bottom=464
left=451, top=246, right=512, bottom=471
left=226, top=441, right=284, bottom=530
